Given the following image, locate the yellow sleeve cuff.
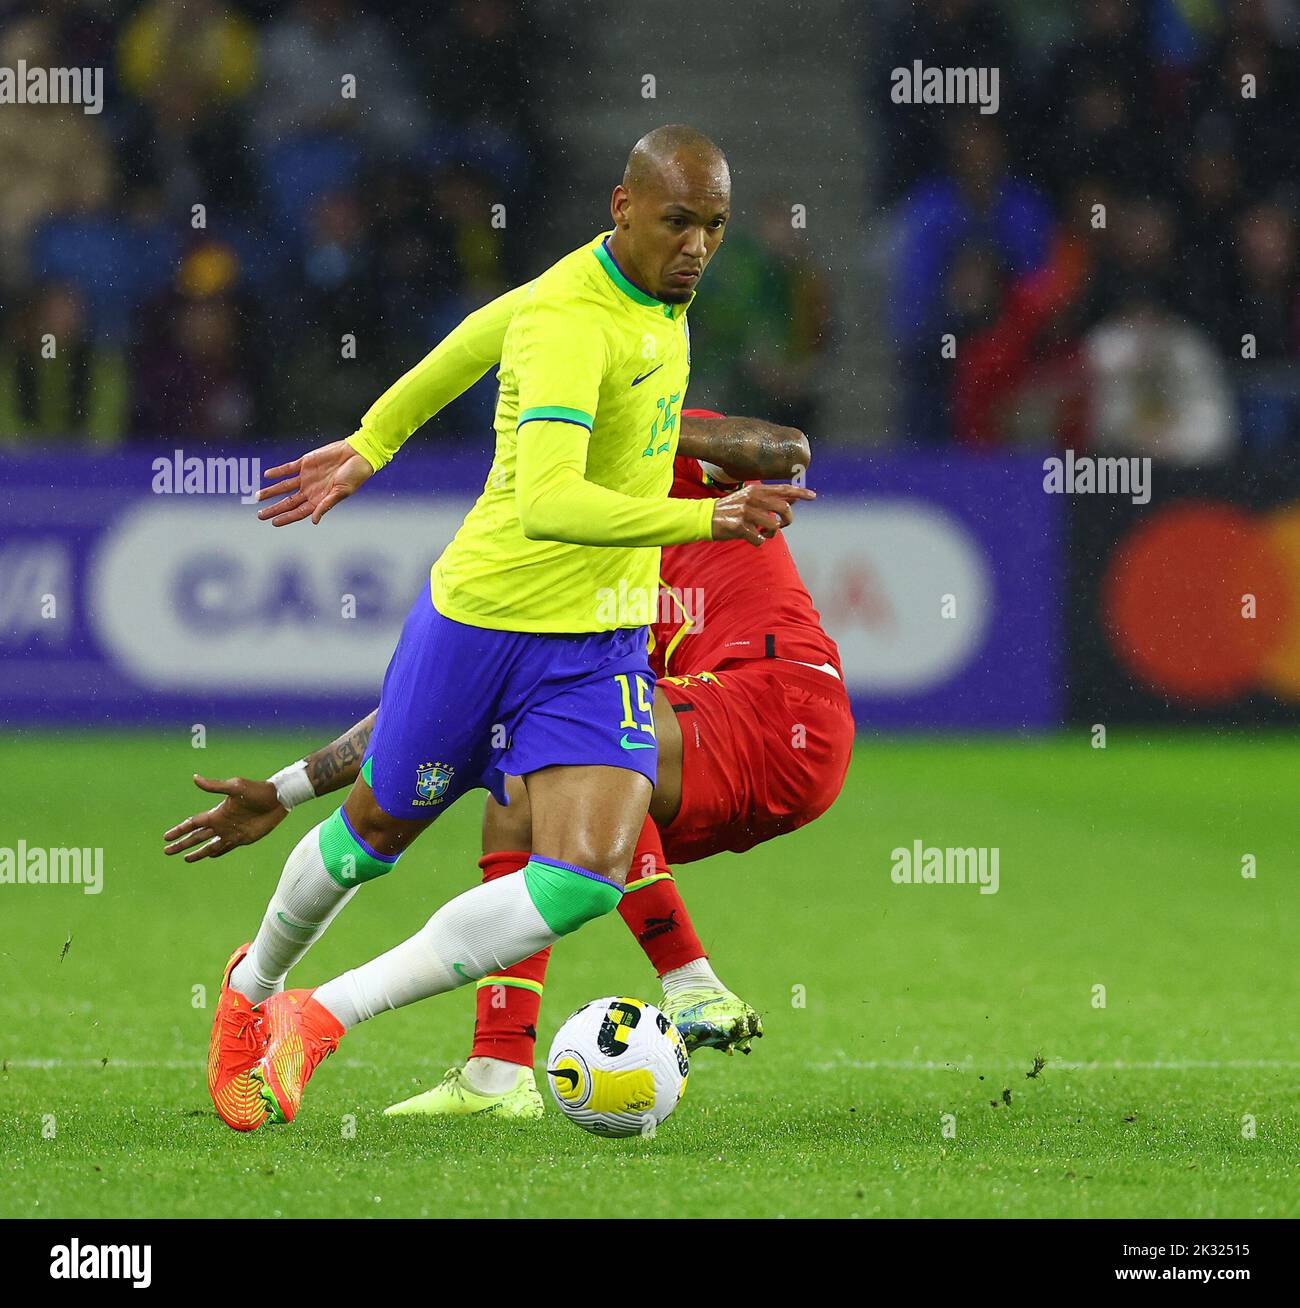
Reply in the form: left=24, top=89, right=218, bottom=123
left=345, top=430, right=386, bottom=473
left=690, top=495, right=715, bottom=542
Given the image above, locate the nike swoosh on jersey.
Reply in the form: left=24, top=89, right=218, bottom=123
left=619, top=734, right=655, bottom=750
left=631, top=364, right=664, bottom=386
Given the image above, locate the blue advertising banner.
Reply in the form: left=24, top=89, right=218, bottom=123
left=0, top=447, right=1063, bottom=731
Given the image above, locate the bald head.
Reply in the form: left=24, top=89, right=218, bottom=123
left=623, top=124, right=730, bottom=194
left=609, top=125, right=731, bottom=303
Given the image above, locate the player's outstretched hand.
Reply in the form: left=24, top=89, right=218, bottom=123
left=163, top=775, right=287, bottom=862
left=256, top=439, right=375, bottom=526
left=711, top=483, right=816, bottom=547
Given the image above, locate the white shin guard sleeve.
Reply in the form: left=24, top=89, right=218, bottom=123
left=232, top=823, right=356, bottom=1003
left=315, top=871, right=558, bottom=1030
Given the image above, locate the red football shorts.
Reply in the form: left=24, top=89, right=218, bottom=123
left=656, top=660, right=854, bottom=865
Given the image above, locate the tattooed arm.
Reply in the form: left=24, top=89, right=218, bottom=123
left=305, top=711, right=377, bottom=796
left=677, top=413, right=810, bottom=482
left=162, top=710, right=378, bottom=862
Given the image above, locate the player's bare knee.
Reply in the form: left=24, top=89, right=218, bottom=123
left=342, top=780, right=420, bottom=860
left=553, top=836, right=637, bottom=886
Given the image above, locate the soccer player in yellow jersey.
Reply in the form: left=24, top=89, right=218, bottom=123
left=205, top=125, right=813, bottom=1130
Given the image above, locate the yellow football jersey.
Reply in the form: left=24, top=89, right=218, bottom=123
left=427, top=233, right=711, bottom=633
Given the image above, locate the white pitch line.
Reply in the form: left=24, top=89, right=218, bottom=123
left=2, top=1058, right=393, bottom=1071
left=6, top=1057, right=1299, bottom=1072
left=808, top=1059, right=1300, bottom=1072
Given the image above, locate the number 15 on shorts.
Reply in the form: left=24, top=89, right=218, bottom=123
left=614, top=673, right=656, bottom=746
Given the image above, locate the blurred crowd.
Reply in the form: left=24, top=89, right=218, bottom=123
left=879, top=0, right=1300, bottom=462
left=5, top=0, right=1298, bottom=460
left=0, top=0, right=559, bottom=446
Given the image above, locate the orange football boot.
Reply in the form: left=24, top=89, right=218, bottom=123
left=250, top=989, right=344, bottom=1124
left=207, top=943, right=269, bottom=1132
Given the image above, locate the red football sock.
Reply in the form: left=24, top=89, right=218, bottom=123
left=618, top=816, right=707, bottom=976
left=469, top=850, right=550, bottom=1068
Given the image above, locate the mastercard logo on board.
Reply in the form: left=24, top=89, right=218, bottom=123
left=1102, top=501, right=1300, bottom=704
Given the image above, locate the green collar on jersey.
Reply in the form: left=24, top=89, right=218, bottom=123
left=593, top=237, right=688, bottom=319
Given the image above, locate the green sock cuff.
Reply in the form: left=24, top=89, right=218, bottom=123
left=317, top=808, right=400, bottom=886
left=522, top=858, right=622, bottom=935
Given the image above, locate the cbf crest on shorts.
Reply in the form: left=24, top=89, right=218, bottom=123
left=415, top=760, right=455, bottom=806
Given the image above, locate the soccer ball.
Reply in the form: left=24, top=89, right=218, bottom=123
left=545, top=996, right=689, bottom=1138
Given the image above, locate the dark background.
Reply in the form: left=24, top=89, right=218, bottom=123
left=2, top=0, right=1298, bottom=460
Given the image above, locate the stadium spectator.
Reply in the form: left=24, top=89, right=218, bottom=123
left=131, top=244, right=266, bottom=442
left=115, top=0, right=261, bottom=217
left=2, top=1, right=1298, bottom=452
left=873, top=0, right=1023, bottom=205
left=117, top=0, right=258, bottom=108
left=363, top=165, right=462, bottom=346
left=951, top=217, right=1090, bottom=449
left=1086, top=197, right=1181, bottom=326
left=1226, top=198, right=1300, bottom=450
left=0, top=283, right=127, bottom=444
left=0, top=16, right=113, bottom=283
left=1084, top=289, right=1237, bottom=465
left=253, top=0, right=429, bottom=156
left=891, top=116, right=1053, bottom=443
left=1188, top=0, right=1300, bottom=201
left=268, top=184, right=386, bottom=436
left=687, top=201, right=831, bottom=432
left=1029, top=0, right=1166, bottom=203
left=1037, top=70, right=1171, bottom=205
left=1177, top=118, right=1246, bottom=340
left=1231, top=200, right=1300, bottom=362
left=433, top=169, right=512, bottom=304
left=289, top=186, right=382, bottom=339
left=417, top=0, right=538, bottom=134
left=35, top=0, right=117, bottom=72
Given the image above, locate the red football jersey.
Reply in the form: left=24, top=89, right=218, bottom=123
left=650, top=449, right=843, bottom=681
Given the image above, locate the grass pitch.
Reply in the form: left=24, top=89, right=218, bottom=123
left=1, top=731, right=1296, bottom=1219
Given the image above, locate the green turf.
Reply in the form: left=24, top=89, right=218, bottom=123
left=1, top=730, right=1296, bottom=1218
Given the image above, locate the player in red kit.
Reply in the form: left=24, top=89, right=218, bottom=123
left=164, top=411, right=854, bottom=1120
left=647, top=416, right=852, bottom=865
